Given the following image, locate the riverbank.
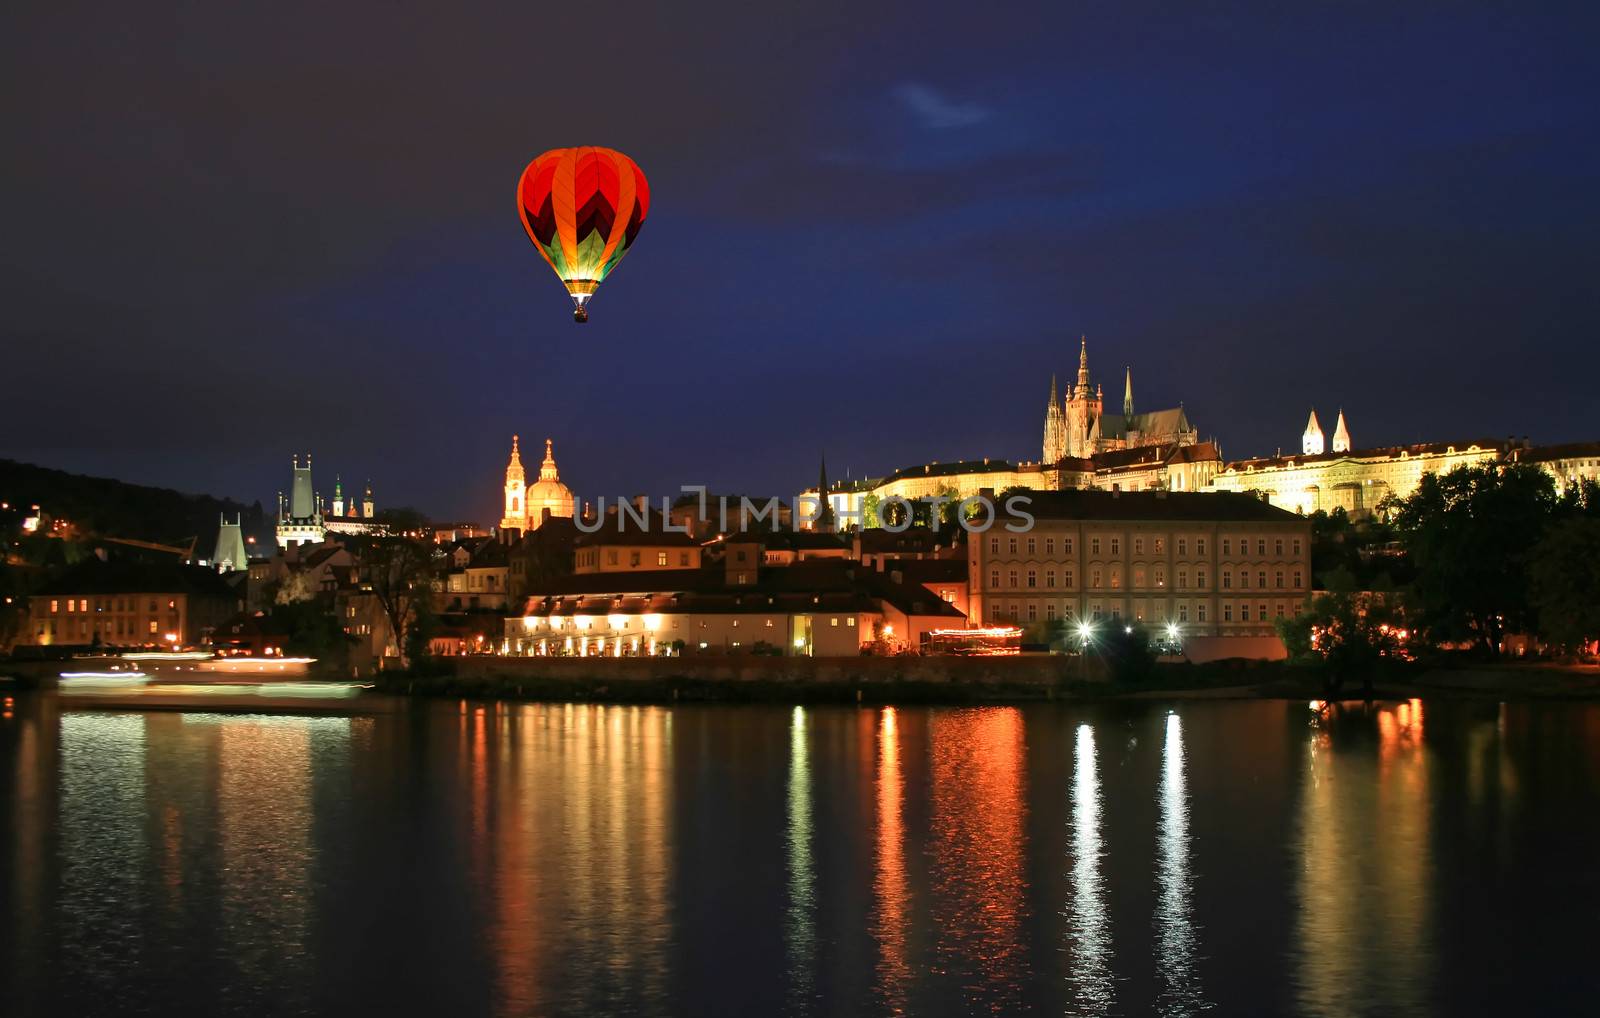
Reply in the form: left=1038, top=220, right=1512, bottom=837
left=369, top=655, right=1600, bottom=705
left=9, top=656, right=1597, bottom=705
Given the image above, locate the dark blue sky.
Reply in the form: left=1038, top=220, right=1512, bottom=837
left=3, top=2, right=1596, bottom=521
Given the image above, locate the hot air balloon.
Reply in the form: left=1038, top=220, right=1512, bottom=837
left=517, top=146, right=650, bottom=323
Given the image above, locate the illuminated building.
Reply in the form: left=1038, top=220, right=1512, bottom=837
left=1209, top=413, right=1514, bottom=516
left=1045, top=337, right=1198, bottom=460
left=25, top=559, right=241, bottom=647
left=500, top=435, right=575, bottom=534
left=574, top=509, right=702, bottom=574
left=509, top=557, right=965, bottom=657
left=1508, top=441, right=1600, bottom=497
left=970, top=489, right=1312, bottom=657
left=275, top=455, right=325, bottom=547
left=798, top=340, right=1213, bottom=520
left=275, top=455, right=380, bottom=546
left=211, top=514, right=249, bottom=573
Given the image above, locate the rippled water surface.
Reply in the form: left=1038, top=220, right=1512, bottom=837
left=3, top=695, right=1598, bottom=1016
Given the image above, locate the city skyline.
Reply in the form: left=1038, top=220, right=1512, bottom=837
left=3, top=3, right=1597, bottom=520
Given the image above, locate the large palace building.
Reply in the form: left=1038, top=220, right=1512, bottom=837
left=800, top=336, right=1599, bottom=525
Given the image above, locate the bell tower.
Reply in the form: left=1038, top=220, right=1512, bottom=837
left=500, top=434, right=527, bottom=532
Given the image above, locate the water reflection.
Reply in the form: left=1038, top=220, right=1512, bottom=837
left=481, top=704, right=674, bottom=1016
left=1154, top=713, right=1206, bottom=1015
left=786, top=705, right=817, bottom=1013
left=1294, top=701, right=1434, bottom=1017
left=929, top=708, right=1027, bottom=1013
left=59, top=714, right=149, bottom=997
left=1066, top=722, right=1113, bottom=1015
left=872, top=707, right=911, bottom=1014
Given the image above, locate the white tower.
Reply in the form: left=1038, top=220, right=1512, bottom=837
left=500, top=435, right=527, bottom=532
left=1302, top=410, right=1325, bottom=456
left=1332, top=409, right=1351, bottom=454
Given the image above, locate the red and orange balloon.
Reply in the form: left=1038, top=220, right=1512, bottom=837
left=517, top=146, right=650, bottom=323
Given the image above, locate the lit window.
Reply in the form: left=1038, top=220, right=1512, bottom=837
left=830, top=617, right=839, bottom=627
left=657, top=552, right=668, bottom=567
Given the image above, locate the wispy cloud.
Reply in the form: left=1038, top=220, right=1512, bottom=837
left=892, top=82, right=990, bottom=129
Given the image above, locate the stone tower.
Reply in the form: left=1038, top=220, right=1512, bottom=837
left=500, top=434, right=527, bottom=533
left=212, top=514, right=248, bottom=573
left=1302, top=410, right=1325, bottom=456
left=1042, top=374, right=1066, bottom=462
left=1064, top=337, right=1102, bottom=459
left=1332, top=409, right=1351, bottom=454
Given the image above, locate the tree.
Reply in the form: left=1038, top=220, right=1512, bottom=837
left=1389, top=463, right=1557, bottom=656
left=356, top=509, right=439, bottom=669
left=1278, top=586, right=1410, bottom=694
left=1529, top=516, right=1600, bottom=657
left=860, top=493, right=882, bottom=530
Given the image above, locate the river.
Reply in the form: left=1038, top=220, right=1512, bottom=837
left=3, top=694, right=1597, bottom=1016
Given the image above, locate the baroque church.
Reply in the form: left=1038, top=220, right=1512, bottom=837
left=1043, top=337, right=1197, bottom=461
left=500, top=435, right=576, bottom=533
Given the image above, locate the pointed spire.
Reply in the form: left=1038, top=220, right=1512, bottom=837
left=1048, top=372, right=1058, bottom=407
left=1302, top=409, right=1325, bottom=455
left=1332, top=408, right=1351, bottom=454
left=505, top=434, right=525, bottom=483
left=1076, top=335, right=1090, bottom=391
left=538, top=438, right=561, bottom=481
left=1123, top=365, right=1134, bottom=418
left=816, top=453, right=834, bottom=532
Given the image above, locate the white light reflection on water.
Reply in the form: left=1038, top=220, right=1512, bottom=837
left=59, top=714, right=148, bottom=997
left=1155, top=712, right=1207, bottom=1015
left=1067, top=722, right=1113, bottom=1016
left=786, top=705, right=816, bottom=1013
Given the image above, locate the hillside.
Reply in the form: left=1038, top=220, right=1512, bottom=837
left=0, top=459, right=270, bottom=549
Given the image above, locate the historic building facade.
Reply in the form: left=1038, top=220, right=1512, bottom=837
left=500, top=435, right=575, bottom=533
left=1043, top=338, right=1197, bottom=461
left=1209, top=411, right=1514, bottom=517
left=969, top=490, right=1312, bottom=643
left=274, top=455, right=380, bottom=547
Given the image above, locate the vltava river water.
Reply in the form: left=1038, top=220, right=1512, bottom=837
left=3, top=695, right=1598, bottom=1016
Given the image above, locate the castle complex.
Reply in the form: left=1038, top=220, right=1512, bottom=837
left=802, top=336, right=1600, bottom=524
left=1043, top=337, right=1197, bottom=460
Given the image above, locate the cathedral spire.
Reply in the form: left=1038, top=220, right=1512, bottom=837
left=816, top=453, right=835, bottom=532
left=1123, top=366, right=1134, bottom=418
left=1332, top=408, right=1351, bottom=454
left=1076, top=335, right=1090, bottom=391
left=1048, top=372, right=1058, bottom=407
left=1302, top=409, right=1325, bottom=456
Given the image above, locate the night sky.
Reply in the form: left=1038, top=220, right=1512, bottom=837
left=3, top=2, right=1596, bottom=522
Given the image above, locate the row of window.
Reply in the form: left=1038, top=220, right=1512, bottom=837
left=987, top=535, right=1303, bottom=558
left=578, top=549, right=695, bottom=568
left=986, top=567, right=1303, bottom=591
left=40, top=618, right=165, bottom=637
left=47, top=597, right=177, bottom=614
left=986, top=599, right=1302, bottom=625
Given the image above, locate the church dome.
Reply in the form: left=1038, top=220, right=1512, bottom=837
left=526, top=438, right=576, bottom=525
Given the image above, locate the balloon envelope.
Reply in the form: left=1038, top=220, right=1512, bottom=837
left=517, top=146, right=650, bottom=322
